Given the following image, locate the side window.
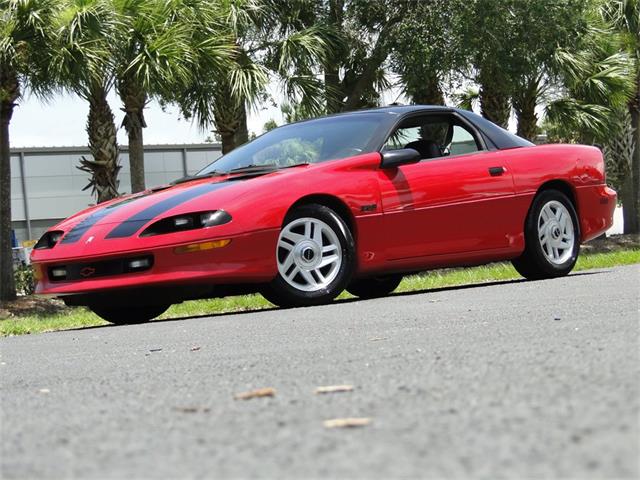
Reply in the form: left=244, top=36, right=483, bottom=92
left=447, top=125, right=480, bottom=156
left=382, top=114, right=482, bottom=160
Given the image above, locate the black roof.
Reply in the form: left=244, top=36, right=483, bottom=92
left=276, top=104, right=533, bottom=151
left=346, top=105, right=454, bottom=115
left=343, top=105, right=534, bottom=150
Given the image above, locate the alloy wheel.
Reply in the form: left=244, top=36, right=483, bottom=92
left=537, top=200, right=575, bottom=265
left=276, top=217, right=343, bottom=292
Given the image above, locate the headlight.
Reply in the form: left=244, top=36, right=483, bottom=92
left=200, top=211, right=232, bottom=227
left=34, top=230, right=64, bottom=249
left=140, top=210, right=232, bottom=237
left=173, top=216, right=194, bottom=228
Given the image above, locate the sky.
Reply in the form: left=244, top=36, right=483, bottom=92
left=10, top=89, right=286, bottom=148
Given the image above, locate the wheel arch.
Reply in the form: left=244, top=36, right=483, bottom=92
left=286, top=194, right=356, bottom=235
left=536, top=179, right=578, bottom=214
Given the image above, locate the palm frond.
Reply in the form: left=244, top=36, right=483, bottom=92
left=454, top=86, right=480, bottom=111
left=281, top=74, right=325, bottom=117
left=545, top=99, right=614, bottom=142
left=48, top=0, right=115, bottom=97
left=228, top=54, right=269, bottom=108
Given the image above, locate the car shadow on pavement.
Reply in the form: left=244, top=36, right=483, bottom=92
left=66, top=270, right=606, bottom=332
left=364, top=270, right=604, bottom=301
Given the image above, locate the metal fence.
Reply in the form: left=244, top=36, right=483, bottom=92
left=10, top=143, right=222, bottom=244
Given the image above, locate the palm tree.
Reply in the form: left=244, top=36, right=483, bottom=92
left=175, top=1, right=335, bottom=153
left=544, top=12, right=635, bottom=144
left=111, top=0, right=233, bottom=192
left=0, top=0, right=58, bottom=302
left=389, top=0, right=457, bottom=106
left=50, top=0, right=120, bottom=203
left=543, top=3, right=637, bottom=233
left=603, top=108, right=635, bottom=198
left=602, top=0, right=639, bottom=233
left=325, top=0, right=409, bottom=113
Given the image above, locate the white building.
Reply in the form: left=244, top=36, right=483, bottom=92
left=10, top=144, right=222, bottom=245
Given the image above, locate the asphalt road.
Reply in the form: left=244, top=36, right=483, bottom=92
left=1, top=265, right=639, bottom=479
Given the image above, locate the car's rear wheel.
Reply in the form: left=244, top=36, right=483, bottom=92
left=347, top=274, right=403, bottom=299
left=512, top=189, right=580, bottom=280
left=260, top=204, right=355, bottom=307
left=90, top=304, right=170, bottom=324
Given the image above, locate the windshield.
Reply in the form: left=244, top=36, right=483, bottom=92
left=197, top=114, right=389, bottom=175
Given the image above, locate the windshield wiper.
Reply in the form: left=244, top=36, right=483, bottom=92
left=172, top=163, right=310, bottom=185
left=171, top=171, right=225, bottom=185
left=227, top=164, right=279, bottom=174
left=227, top=163, right=311, bottom=174
left=279, top=163, right=310, bottom=169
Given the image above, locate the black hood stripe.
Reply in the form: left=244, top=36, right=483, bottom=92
left=105, top=181, right=237, bottom=239
left=60, top=193, right=154, bottom=244
left=60, top=208, right=113, bottom=244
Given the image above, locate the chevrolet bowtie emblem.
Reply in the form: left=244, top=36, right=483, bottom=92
left=80, top=267, right=96, bottom=278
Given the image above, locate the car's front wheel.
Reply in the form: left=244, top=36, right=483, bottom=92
left=90, top=304, right=170, bottom=324
left=512, top=189, right=580, bottom=280
left=260, top=204, right=355, bottom=307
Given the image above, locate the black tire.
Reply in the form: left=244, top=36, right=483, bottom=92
left=90, top=304, right=170, bottom=324
left=260, top=204, right=355, bottom=307
left=512, top=189, right=580, bottom=280
left=346, top=274, right=403, bottom=299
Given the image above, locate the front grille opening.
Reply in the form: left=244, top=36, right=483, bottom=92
left=48, top=255, right=154, bottom=282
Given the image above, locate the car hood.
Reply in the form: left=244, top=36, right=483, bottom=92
left=56, top=176, right=247, bottom=241
left=30, top=171, right=284, bottom=261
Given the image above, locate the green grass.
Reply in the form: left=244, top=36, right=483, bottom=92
left=2, top=249, right=638, bottom=337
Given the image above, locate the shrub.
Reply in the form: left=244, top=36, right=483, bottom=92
left=14, top=265, right=35, bottom=296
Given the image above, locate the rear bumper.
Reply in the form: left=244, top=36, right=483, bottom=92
left=32, top=228, right=279, bottom=300
left=576, top=184, right=617, bottom=242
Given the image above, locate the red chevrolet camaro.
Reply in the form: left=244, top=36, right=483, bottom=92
left=31, top=106, right=617, bottom=324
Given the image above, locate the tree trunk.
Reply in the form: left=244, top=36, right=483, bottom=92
left=78, top=83, right=120, bottom=203
left=220, top=131, right=236, bottom=155
left=119, top=79, right=147, bottom=193
left=514, top=91, right=538, bottom=142
left=621, top=178, right=637, bottom=234
left=407, top=73, right=444, bottom=106
left=341, top=11, right=404, bottom=112
left=213, top=84, right=241, bottom=154
left=0, top=67, right=19, bottom=302
left=479, top=70, right=511, bottom=129
left=126, top=118, right=145, bottom=192
left=233, top=102, right=249, bottom=148
left=516, top=107, right=538, bottom=142
left=215, top=109, right=239, bottom=155
left=625, top=93, right=640, bottom=234
left=324, top=0, right=344, bottom=113
left=513, top=77, right=540, bottom=141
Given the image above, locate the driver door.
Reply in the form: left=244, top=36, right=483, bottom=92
left=378, top=113, right=519, bottom=261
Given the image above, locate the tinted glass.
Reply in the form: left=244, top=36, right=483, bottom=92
left=456, top=109, right=534, bottom=148
left=382, top=114, right=480, bottom=159
left=448, top=125, right=480, bottom=156
left=198, top=114, right=388, bottom=175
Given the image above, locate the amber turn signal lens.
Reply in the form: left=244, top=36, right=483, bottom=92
left=174, top=239, right=231, bottom=254
left=33, top=264, right=43, bottom=281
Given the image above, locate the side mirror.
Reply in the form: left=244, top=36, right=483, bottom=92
left=380, top=148, right=421, bottom=168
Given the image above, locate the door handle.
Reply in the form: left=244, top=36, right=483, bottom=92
left=488, top=166, right=506, bottom=176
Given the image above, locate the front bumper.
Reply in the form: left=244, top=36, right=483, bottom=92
left=32, top=229, right=279, bottom=297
